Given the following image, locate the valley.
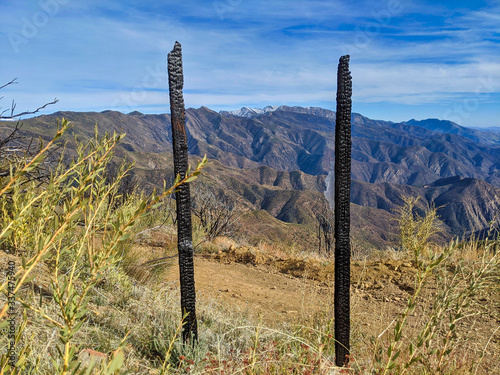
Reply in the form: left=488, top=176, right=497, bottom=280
left=2, top=105, right=499, bottom=250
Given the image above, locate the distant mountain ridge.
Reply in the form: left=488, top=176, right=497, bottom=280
left=2, top=105, right=499, bottom=245
left=222, top=106, right=500, bottom=144
left=403, top=118, right=500, bottom=145
left=220, top=105, right=280, bottom=118
left=220, top=105, right=337, bottom=119
left=4, top=106, right=500, bottom=187
left=4, top=105, right=500, bottom=186
left=470, top=126, right=500, bottom=134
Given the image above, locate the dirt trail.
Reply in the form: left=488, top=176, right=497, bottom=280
left=164, top=250, right=415, bottom=338
left=164, top=246, right=499, bottom=352
left=165, top=256, right=332, bottom=323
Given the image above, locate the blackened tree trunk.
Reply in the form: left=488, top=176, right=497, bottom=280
left=167, top=41, right=198, bottom=343
left=334, top=54, right=352, bottom=367
left=316, top=207, right=334, bottom=255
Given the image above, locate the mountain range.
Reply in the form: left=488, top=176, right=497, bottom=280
left=1, top=105, right=499, bottom=249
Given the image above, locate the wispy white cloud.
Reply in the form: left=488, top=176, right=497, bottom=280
left=0, top=0, right=498, bottom=126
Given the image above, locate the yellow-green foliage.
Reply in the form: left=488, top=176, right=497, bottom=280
left=395, top=195, right=441, bottom=259
left=371, top=195, right=499, bottom=375
left=0, top=119, right=206, bottom=374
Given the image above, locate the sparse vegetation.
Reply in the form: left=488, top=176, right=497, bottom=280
left=192, top=182, right=240, bottom=243
left=394, top=195, right=441, bottom=258
left=370, top=196, right=499, bottom=374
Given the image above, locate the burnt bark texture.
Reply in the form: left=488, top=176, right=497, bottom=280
left=167, top=41, right=198, bottom=343
left=315, top=204, right=334, bottom=255
left=334, top=54, right=352, bottom=367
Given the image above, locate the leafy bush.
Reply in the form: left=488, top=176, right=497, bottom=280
left=0, top=119, right=205, bottom=374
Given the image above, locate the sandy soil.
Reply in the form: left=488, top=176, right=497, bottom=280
left=162, top=245, right=499, bottom=371
left=166, top=256, right=333, bottom=323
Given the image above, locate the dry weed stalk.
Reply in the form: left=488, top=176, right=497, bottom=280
left=372, top=195, right=499, bottom=374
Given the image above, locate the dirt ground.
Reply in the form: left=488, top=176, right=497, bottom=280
left=166, top=256, right=332, bottom=323
left=163, top=244, right=500, bottom=372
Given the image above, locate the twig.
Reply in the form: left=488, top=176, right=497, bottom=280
left=2, top=98, right=59, bottom=119
left=140, top=254, right=178, bottom=267
left=378, top=318, right=396, bottom=339
left=0, top=78, right=59, bottom=119
left=0, top=78, right=17, bottom=91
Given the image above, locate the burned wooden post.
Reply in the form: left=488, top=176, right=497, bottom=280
left=167, top=41, right=198, bottom=343
left=334, top=55, right=352, bottom=367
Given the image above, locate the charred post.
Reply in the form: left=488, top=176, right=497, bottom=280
left=167, top=41, right=198, bottom=343
left=334, top=54, right=352, bottom=367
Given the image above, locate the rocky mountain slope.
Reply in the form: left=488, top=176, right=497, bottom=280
left=2, top=106, right=499, bottom=247
left=11, top=106, right=500, bottom=186
left=347, top=176, right=500, bottom=237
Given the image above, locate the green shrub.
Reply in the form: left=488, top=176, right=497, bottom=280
left=0, top=119, right=205, bottom=374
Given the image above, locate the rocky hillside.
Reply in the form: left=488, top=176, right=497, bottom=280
left=346, top=176, right=500, bottom=237
left=2, top=106, right=499, bottom=247
left=11, top=106, right=500, bottom=186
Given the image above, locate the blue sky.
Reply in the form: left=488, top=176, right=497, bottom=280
left=1, top=0, right=499, bottom=127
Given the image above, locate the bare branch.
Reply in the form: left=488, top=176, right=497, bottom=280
left=192, top=181, right=240, bottom=241
left=0, top=121, right=22, bottom=149
left=2, top=98, right=59, bottom=119
left=0, top=78, right=17, bottom=91
left=0, top=78, right=58, bottom=119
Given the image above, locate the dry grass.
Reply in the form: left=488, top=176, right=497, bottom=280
left=1, top=226, right=498, bottom=374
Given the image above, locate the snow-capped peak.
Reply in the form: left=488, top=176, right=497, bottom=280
left=220, top=105, right=281, bottom=118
